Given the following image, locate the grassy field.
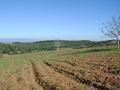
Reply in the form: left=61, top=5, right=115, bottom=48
left=0, top=46, right=120, bottom=90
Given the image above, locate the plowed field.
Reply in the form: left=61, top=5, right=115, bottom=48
left=0, top=48, right=120, bottom=90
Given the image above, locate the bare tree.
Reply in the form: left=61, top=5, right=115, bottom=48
left=101, top=16, right=120, bottom=49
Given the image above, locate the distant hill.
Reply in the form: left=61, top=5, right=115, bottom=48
left=98, top=40, right=117, bottom=45
left=0, top=40, right=117, bottom=55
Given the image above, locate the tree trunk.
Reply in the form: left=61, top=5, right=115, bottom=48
left=117, top=40, right=120, bottom=49
left=116, top=37, right=120, bottom=49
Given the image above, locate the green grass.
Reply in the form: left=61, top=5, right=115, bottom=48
left=0, top=46, right=119, bottom=75
left=0, top=45, right=119, bottom=90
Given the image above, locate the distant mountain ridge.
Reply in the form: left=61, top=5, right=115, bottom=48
left=0, top=39, right=37, bottom=43
left=0, top=38, right=117, bottom=43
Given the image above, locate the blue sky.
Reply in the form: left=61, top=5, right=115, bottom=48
left=0, top=0, right=120, bottom=41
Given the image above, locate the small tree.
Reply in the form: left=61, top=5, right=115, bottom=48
left=101, top=16, right=120, bottom=49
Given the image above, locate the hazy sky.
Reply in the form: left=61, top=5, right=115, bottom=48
left=0, top=0, right=120, bottom=40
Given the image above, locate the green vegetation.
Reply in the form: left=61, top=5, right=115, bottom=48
left=0, top=40, right=117, bottom=55
left=0, top=45, right=119, bottom=72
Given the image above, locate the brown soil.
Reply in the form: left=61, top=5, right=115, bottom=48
left=0, top=53, right=119, bottom=90
left=31, top=61, right=95, bottom=90
left=44, top=53, right=120, bottom=90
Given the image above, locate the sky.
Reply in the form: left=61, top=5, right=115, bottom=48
left=0, top=0, right=120, bottom=41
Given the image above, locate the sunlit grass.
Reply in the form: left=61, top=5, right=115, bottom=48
left=0, top=45, right=119, bottom=73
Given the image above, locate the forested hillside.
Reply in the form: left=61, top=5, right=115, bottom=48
left=0, top=40, right=116, bottom=55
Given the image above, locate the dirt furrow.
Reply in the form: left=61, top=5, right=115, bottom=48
left=31, top=62, right=59, bottom=90
left=31, top=61, right=96, bottom=90
left=44, top=62, right=110, bottom=90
